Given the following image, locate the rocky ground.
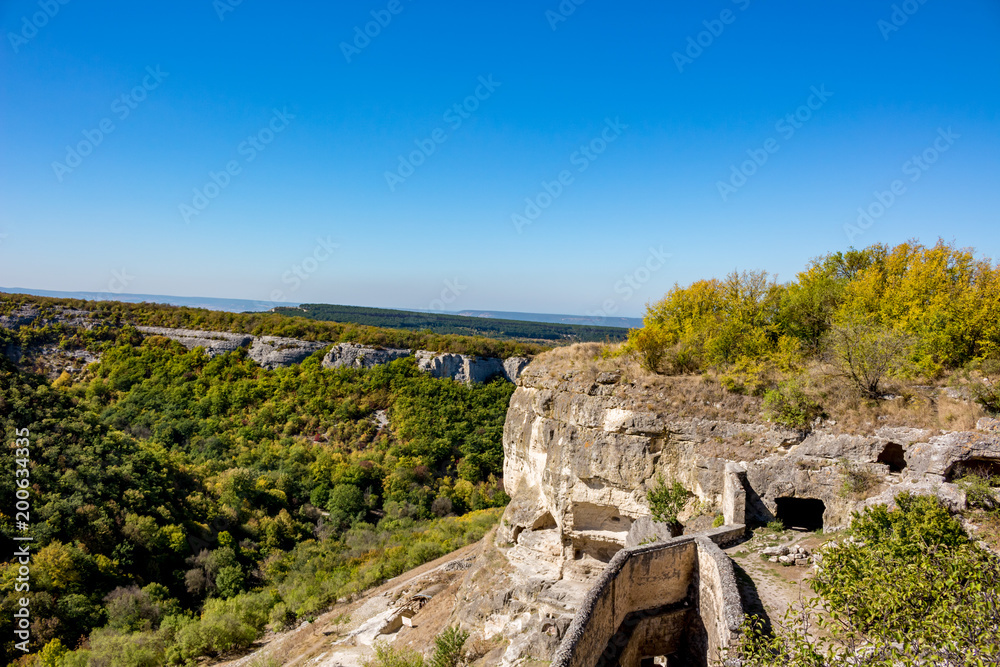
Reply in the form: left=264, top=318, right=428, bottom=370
left=725, top=527, right=836, bottom=627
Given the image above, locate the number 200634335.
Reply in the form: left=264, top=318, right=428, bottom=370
left=14, top=428, right=32, bottom=530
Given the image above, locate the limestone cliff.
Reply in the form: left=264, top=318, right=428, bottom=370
left=447, top=345, right=1000, bottom=666
left=322, top=342, right=412, bottom=369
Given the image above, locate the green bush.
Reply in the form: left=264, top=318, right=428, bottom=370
left=363, top=641, right=426, bottom=667
left=646, top=476, right=691, bottom=530
left=972, top=380, right=1000, bottom=414
left=731, top=494, right=1000, bottom=665
left=762, top=380, right=822, bottom=428
left=955, top=473, right=999, bottom=511
left=626, top=241, right=1000, bottom=383
left=428, top=625, right=469, bottom=667
left=838, top=459, right=881, bottom=499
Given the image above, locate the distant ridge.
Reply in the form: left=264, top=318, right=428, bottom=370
left=273, top=303, right=629, bottom=342
left=0, top=287, right=640, bottom=330
left=450, top=309, right=641, bottom=329
left=0, top=287, right=275, bottom=313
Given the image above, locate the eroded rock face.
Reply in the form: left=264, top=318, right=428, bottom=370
left=448, top=350, right=1000, bottom=666
left=249, top=336, right=327, bottom=369
left=416, top=351, right=505, bottom=384
left=0, top=306, right=41, bottom=329
left=322, top=343, right=412, bottom=369
left=136, top=326, right=254, bottom=357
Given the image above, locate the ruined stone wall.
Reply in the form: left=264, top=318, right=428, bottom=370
left=550, top=528, right=744, bottom=667
left=695, top=537, right=744, bottom=662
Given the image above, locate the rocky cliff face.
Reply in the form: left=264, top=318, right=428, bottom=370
left=416, top=350, right=530, bottom=384
left=322, top=342, right=413, bottom=369
left=137, top=326, right=255, bottom=357
left=447, top=345, right=1000, bottom=666
left=1, top=313, right=532, bottom=385
left=321, top=343, right=530, bottom=384
left=249, top=336, right=328, bottom=369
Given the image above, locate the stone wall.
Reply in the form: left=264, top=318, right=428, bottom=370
left=551, top=529, right=744, bottom=667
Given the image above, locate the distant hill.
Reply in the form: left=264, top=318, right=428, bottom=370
left=0, top=287, right=641, bottom=329
left=450, top=309, right=642, bottom=329
left=0, top=287, right=275, bottom=313
left=274, top=303, right=629, bottom=343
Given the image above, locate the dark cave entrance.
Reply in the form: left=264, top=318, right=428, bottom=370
left=946, top=458, right=1000, bottom=482
left=775, top=497, right=825, bottom=531
left=877, top=443, right=907, bottom=473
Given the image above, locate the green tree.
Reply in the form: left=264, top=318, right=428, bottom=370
left=826, top=313, right=912, bottom=398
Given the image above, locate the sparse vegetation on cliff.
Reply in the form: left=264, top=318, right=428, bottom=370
left=616, top=240, right=1000, bottom=433
left=0, top=293, right=549, bottom=359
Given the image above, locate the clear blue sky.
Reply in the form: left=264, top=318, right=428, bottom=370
left=1, top=1, right=998, bottom=317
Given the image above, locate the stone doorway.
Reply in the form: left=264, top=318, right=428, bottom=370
left=775, top=497, right=825, bottom=531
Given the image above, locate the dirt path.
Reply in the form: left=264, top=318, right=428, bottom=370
left=725, top=529, right=836, bottom=628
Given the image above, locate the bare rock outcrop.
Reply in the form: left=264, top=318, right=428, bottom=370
left=322, top=343, right=412, bottom=369
left=248, top=336, right=328, bottom=369
left=136, top=326, right=253, bottom=357
left=416, top=351, right=528, bottom=384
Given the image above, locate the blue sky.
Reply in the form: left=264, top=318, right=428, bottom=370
left=1, top=0, right=998, bottom=317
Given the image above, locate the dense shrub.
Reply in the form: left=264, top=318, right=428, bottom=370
left=0, top=325, right=510, bottom=664
left=762, top=380, right=822, bottom=428
left=730, top=494, right=1000, bottom=666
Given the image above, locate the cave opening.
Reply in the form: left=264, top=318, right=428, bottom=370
left=877, top=443, right=907, bottom=473
left=946, top=458, right=1000, bottom=482
left=775, top=497, right=825, bottom=531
